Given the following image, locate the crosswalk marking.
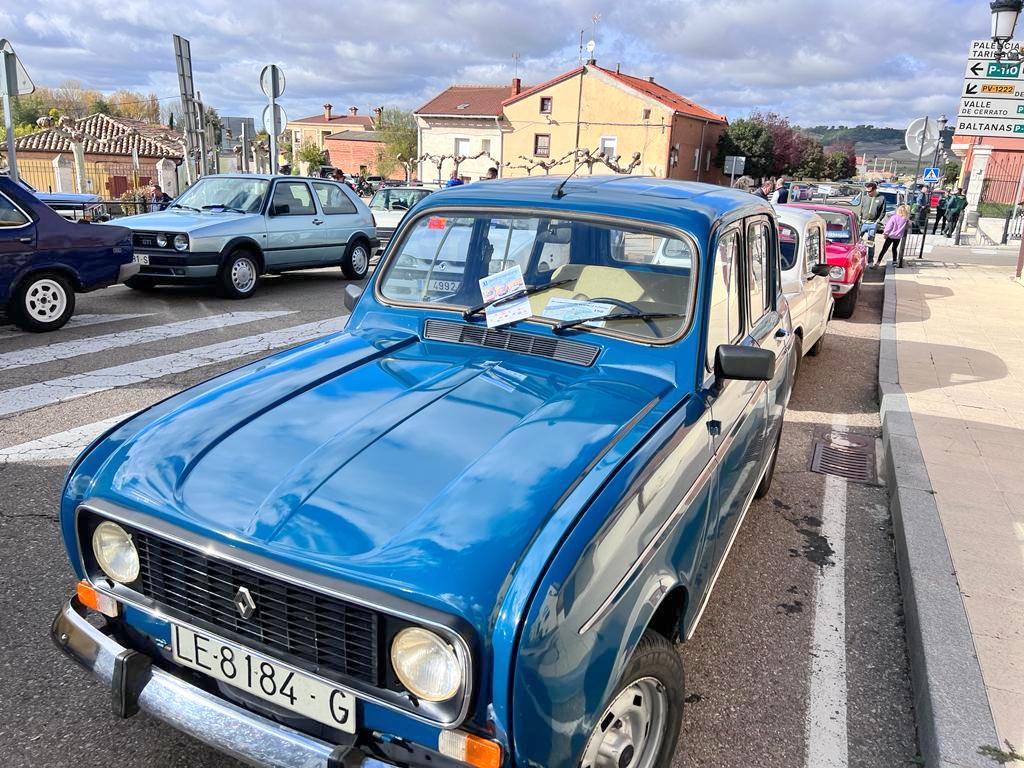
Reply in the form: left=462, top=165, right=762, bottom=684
left=0, top=316, right=346, bottom=419
left=0, top=413, right=134, bottom=464
left=0, top=311, right=294, bottom=371
left=0, top=313, right=153, bottom=340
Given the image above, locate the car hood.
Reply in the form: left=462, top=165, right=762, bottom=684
left=108, top=209, right=262, bottom=233
left=36, top=191, right=101, bottom=203
left=85, top=329, right=668, bottom=636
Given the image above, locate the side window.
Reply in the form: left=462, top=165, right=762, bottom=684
left=313, top=182, right=357, bottom=214
left=706, top=229, right=742, bottom=370
left=805, top=226, right=822, bottom=272
left=272, top=182, right=316, bottom=216
left=0, top=194, right=29, bottom=227
left=746, top=221, right=770, bottom=324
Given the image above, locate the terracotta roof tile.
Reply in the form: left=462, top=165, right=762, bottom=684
left=416, top=84, right=528, bottom=117
left=325, top=130, right=383, bottom=142
left=15, top=114, right=184, bottom=158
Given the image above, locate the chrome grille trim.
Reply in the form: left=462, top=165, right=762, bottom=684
left=423, top=319, right=599, bottom=367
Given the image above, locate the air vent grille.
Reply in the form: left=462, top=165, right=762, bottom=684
left=423, top=319, right=599, bottom=367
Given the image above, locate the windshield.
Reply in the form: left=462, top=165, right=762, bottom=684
left=778, top=225, right=799, bottom=270
left=817, top=211, right=853, bottom=242
left=369, top=189, right=431, bottom=212
left=378, top=212, right=697, bottom=342
left=174, top=177, right=268, bottom=213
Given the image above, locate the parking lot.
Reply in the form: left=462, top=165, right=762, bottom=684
left=0, top=263, right=916, bottom=767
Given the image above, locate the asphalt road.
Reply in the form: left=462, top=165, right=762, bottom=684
left=0, top=265, right=916, bottom=767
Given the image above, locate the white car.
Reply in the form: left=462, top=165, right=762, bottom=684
left=368, top=187, right=434, bottom=252
left=774, top=206, right=834, bottom=364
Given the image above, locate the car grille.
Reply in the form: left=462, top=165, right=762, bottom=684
left=423, top=319, right=600, bottom=367
left=132, top=232, right=172, bottom=250
left=131, top=529, right=380, bottom=687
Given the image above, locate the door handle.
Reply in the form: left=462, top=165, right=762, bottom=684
left=312, top=219, right=324, bottom=225
left=18, top=236, right=33, bottom=243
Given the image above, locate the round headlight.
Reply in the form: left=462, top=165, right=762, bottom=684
left=156, top=234, right=168, bottom=248
left=390, top=627, right=462, bottom=702
left=92, top=521, right=140, bottom=583
left=829, top=266, right=845, bottom=280
left=173, top=234, right=189, bottom=251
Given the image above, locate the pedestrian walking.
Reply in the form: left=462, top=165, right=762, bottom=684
left=943, top=188, right=967, bottom=237
left=858, top=181, right=887, bottom=260
left=873, top=204, right=910, bottom=268
left=932, top=193, right=949, bottom=235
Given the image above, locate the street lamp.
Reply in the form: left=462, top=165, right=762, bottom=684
left=991, top=0, right=1023, bottom=60
left=932, top=114, right=948, bottom=168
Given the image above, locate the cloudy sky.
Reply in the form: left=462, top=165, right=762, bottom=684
left=4, top=0, right=984, bottom=128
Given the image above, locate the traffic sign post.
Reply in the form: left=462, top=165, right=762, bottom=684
left=724, top=155, right=745, bottom=188
left=954, top=117, right=1024, bottom=136
left=260, top=65, right=285, bottom=175
left=958, top=39, right=1024, bottom=133
left=923, top=167, right=941, bottom=184
left=0, top=39, right=35, bottom=184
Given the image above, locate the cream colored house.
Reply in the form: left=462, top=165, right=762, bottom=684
left=501, top=62, right=727, bottom=181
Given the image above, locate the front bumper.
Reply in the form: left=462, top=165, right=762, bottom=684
left=118, top=262, right=141, bottom=283
left=51, top=598, right=395, bottom=768
left=830, top=280, right=855, bottom=295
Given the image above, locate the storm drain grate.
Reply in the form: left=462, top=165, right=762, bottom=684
left=809, top=430, right=877, bottom=484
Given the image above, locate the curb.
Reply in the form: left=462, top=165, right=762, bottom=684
left=877, top=263, right=1000, bottom=767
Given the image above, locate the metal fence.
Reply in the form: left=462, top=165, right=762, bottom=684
left=13, top=158, right=161, bottom=198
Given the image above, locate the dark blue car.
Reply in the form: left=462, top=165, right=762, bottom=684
left=52, top=176, right=796, bottom=767
left=0, top=175, right=135, bottom=332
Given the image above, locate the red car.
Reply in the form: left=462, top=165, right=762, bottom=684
left=786, top=203, right=867, bottom=318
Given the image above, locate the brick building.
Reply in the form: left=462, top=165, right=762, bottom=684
left=324, top=130, right=409, bottom=181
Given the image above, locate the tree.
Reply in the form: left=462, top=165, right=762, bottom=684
left=755, top=111, right=804, bottom=176
left=296, top=141, right=328, bottom=173
left=717, top=118, right=773, bottom=179
left=794, top=136, right=826, bottom=179
left=374, top=108, right=416, bottom=180
left=204, top=105, right=223, bottom=146
left=823, top=143, right=856, bottom=180
left=941, top=160, right=962, bottom=186
left=109, top=90, right=160, bottom=122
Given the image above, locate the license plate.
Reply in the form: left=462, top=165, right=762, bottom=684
left=171, top=624, right=356, bottom=733
left=428, top=279, right=460, bottom=293
left=133, top=253, right=150, bottom=265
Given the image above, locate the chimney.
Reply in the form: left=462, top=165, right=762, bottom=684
left=373, top=106, right=383, bottom=125
left=323, top=103, right=333, bottom=121
left=647, top=76, right=655, bottom=83
left=511, top=77, right=521, bottom=96
left=349, top=106, right=358, bottom=117
left=615, top=63, right=621, bottom=74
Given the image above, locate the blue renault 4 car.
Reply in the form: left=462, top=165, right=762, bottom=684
left=52, top=175, right=795, bottom=767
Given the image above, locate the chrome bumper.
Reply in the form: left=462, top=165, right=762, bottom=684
left=830, top=281, right=855, bottom=295
left=51, top=598, right=394, bottom=768
left=118, top=262, right=141, bottom=282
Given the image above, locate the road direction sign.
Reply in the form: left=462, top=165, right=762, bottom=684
left=961, top=79, right=1024, bottom=99
left=964, top=60, right=1022, bottom=79
left=966, top=38, right=1023, bottom=60
left=0, top=39, right=34, bottom=96
left=906, top=117, right=940, bottom=157
left=260, top=65, right=285, bottom=99
left=262, top=103, right=287, bottom=137
left=954, top=116, right=1024, bottom=137
left=724, top=155, right=745, bottom=175
left=922, top=167, right=941, bottom=183
left=958, top=97, right=1024, bottom=118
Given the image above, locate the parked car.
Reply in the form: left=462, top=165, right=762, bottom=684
left=3, top=174, right=108, bottom=221
left=104, top=174, right=378, bottom=298
left=367, top=186, right=434, bottom=251
left=787, top=202, right=867, bottom=318
left=0, top=175, right=135, bottom=332
left=775, top=206, right=834, bottom=363
left=52, top=176, right=796, bottom=768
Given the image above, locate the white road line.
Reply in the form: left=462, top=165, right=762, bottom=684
left=0, top=316, right=346, bottom=418
left=0, top=413, right=135, bottom=464
left=0, top=311, right=294, bottom=371
left=805, top=414, right=849, bottom=768
left=0, top=313, right=153, bottom=340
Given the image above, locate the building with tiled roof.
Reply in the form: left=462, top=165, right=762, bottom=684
left=15, top=113, right=183, bottom=158
left=286, top=104, right=377, bottom=160
left=414, top=79, right=529, bottom=183
left=322, top=130, right=409, bottom=181
left=501, top=61, right=728, bottom=181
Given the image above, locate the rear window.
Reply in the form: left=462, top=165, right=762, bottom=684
left=778, top=225, right=799, bottom=270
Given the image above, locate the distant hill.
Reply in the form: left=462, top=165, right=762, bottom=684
left=801, top=125, right=904, bottom=145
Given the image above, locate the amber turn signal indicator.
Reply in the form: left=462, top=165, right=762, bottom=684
left=77, top=580, right=119, bottom=617
left=437, top=730, right=502, bottom=768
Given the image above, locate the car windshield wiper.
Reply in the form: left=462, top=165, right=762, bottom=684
left=463, top=278, right=573, bottom=320
left=554, top=310, right=686, bottom=333
left=201, top=204, right=246, bottom=213
left=170, top=203, right=200, bottom=212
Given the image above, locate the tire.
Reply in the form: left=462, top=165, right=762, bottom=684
left=807, top=329, right=825, bottom=357
left=125, top=276, right=157, bottom=292
left=833, top=282, right=859, bottom=319
left=11, top=272, right=75, bottom=332
left=579, top=632, right=684, bottom=768
left=754, top=425, right=782, bottom=500
left=218, top=249, right=260, bottom=299
left=341, top=239, right=370, bottom=280
left=792, top=333, right=802, bottom=379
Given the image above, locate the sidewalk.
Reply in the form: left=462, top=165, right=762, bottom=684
left=881, top=255, right=1024, bottom=765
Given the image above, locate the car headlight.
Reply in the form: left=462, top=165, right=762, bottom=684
left=829, top=266, right=845, bottom=280
left=156, top=234, right=168, bottom=248
left=92, top=521, right=140, bottom=584
left=390, top=627, right=462, bottom=702
left=173, top=234, right=189, bottom=251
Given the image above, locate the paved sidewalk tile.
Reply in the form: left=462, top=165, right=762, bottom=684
left=895, top=262, right=1024, bottom=755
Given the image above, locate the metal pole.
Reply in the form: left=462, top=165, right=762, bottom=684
left=1, top=49, right=18, bottom=183
left=268, top=66, right=280, bottom=175
left=240, top=122, right=249, bottom=173
left=912, top=117, right=928, bottom=190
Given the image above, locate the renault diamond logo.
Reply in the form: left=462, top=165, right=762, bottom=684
left=234, top=586, right=256, bottom=620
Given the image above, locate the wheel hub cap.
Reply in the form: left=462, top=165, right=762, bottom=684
left=352, top=246, right=368, bottom=274
left=232, top=258, right=256, bottom=292
left=25, top=279, right=67, bottom=322
left=580, top=677, right=668, bottom=768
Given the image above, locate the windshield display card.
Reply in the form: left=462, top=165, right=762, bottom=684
left=480, top=266, right=531, bottom=328
left=541, top=297, right=614, bottom=327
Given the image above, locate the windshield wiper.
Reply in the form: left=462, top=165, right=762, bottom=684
left=201, top=204, right=246, bottom=213
left=170, top=203, right=200, bottom=212
left=463, top=278, right=573, bottom=320
left=554, top=311, right=686, bottom=333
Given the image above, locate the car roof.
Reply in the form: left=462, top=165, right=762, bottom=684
left=373, top=186, right=433, bottom=192
left=786, top=202, right=854, bottom=216
left=192, top=174, right=338, bottom=183
left=774, top=206, right=824, bottom=229
left=415, top=175, right=771, bottom=238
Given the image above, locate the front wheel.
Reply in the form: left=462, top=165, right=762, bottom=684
left=833, top=282, right=860, bottom=319
left=12, top=272, right=75, bottom=332
left=125, top=276, right=157, bottom=292
left=579, top=632, right=684, bottom=768
left=341, top=239, right=370, bottom=280
left=755, top=424, right=782, bottom=499
left=218, top=250, right=260, bottom=299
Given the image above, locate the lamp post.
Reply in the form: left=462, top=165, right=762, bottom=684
left=991, top=0, right=1023, bottom=60
left=932, top=114, right=948, bottom=171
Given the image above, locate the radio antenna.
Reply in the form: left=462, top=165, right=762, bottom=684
left=552, top=151, right=592, bottom=199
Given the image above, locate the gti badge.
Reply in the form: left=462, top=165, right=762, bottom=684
left=234, top=586, right=256, bottom=620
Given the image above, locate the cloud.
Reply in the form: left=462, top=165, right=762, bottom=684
left=5, top=0, right=982, bottom=128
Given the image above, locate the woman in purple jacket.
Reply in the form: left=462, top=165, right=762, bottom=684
left=873, top=204, right=910, bottom=268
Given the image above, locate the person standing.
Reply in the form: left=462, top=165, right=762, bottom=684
left=446, top=171, right=465, bottom=188
left=483, top=167, right=498, bottom=180
left=770, top=177, right=789, bottom=204
left=149, top=184, right=172, bottom=211
left=859, top=182, right=887, bottom=260
left=873, top=204, right=910, bottom=267
left=754, top=178, right=773, bottom=200
left=932, top=192, right=949, bottom=235
left=911, top=184, right=931, bottom=233
left=943, top=188, right=967, bottom=237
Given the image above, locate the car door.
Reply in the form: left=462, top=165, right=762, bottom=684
left=0, top=190, right=37, bottom=305
left=705, top=224, right=768, bottom=566
left=313, top=181, right=360, bottom=263
left=803, top=222, right=831, bottom=341
left=264, top=180, right=323, bottom=268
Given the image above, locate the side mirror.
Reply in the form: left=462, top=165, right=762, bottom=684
left=270, top=203, right=290, bottom=216
left=715, top=345, right=776, bottom=383
left=811, top=263, right=832, bottom=278
left=343, top=283, right=363, bottom=312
